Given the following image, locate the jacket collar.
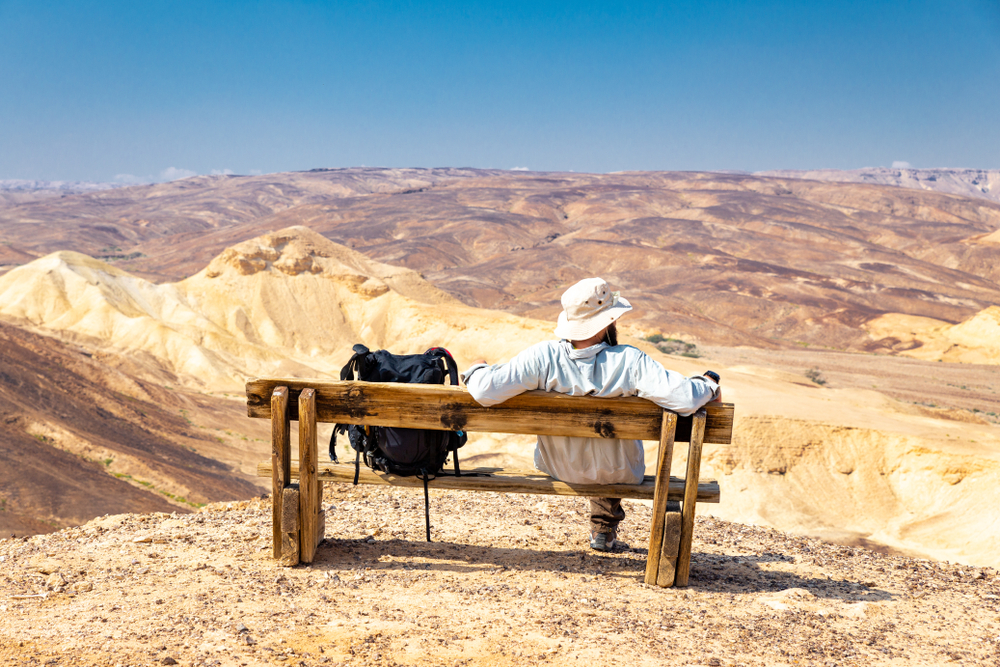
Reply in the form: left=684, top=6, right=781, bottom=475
left=562, top=340, right=608, bottom=360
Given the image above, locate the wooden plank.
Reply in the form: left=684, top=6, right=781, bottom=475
left=280, top=485, right=300, bottom=567
left=281, top=485, right=300, bottom=532
left=675, top=409, right=707, bottom=587
left=270, top=386, right=290, bottom=560
left=246, top=379, right=734, bottom=444
left=656, top=508, right=682, bottom=587
left=644, top=411, right=678, bottom=585
left=257, top=462, right=720, bottom=503
left=281, top=533, right=299, bottom=567
left=298, top=388, right=319, bottom=564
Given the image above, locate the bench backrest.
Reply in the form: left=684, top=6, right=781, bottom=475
left=246, top=378, right=733, bottom=444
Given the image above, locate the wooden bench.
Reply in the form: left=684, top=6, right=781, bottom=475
left=246, top=378, right=734, bottom=587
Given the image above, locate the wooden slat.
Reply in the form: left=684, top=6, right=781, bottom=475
left=280, top=485, right=300, bottom=567
left=270, top=387, right=290, bottom=560
left=246, top=379, right=734, bottom=444
left=256, top=462, right=720, bottom=503
left=656, top=509, right=682, bottom=587
left=298, top=389, right=319, bottom=564
left=675, top=409, right=707, bottom=587
left=644, top=411, right=678, bottom=585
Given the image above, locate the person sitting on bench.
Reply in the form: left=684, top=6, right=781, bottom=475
left=462, top=277, right=721, bottom=552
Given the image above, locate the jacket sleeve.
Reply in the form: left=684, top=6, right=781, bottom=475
left=462, top=344, right=548, bottom=407
left=630, top=351, right=719, bottom=417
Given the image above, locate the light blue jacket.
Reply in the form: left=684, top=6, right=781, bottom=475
left=462, top=340, right=719, bottom=484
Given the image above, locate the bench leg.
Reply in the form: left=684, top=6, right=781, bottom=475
left=644, top=411, right=678, bottom=585
left=299, top=388, right=320, bottom=564
left=271, top=387, right=290, bottom=560
left=675, top=408, right=707, bottom=587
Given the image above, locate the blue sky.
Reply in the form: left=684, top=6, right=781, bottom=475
left=1, top=0, right=998, bottom=182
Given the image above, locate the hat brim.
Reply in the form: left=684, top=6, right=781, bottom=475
left=553, top=296, right=632, bottom=341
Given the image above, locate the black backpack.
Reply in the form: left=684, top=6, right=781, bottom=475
left=329, top=344, right=471, bottom=540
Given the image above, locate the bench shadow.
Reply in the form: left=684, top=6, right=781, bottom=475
left=313, top=537, right=639, bottom=580
left=685, top=551, right=893, bottom=601
left=306, top=538, right=891, bottom=600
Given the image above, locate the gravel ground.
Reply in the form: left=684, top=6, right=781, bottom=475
left=1, top=485, right=999, bottom=667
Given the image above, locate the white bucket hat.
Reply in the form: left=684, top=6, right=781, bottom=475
left=554, top=277, right=633, bottom=341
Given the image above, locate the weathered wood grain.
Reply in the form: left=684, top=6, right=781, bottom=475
left=280, top=533, right=299, bottom=568
left=644, top=411, right=678, bottom=585
left=270, top=387, right=290, bottom=560
left=298, top=389, right=319, bottom=564
left=281, top=485, right=300, bottom=532
left=246, top=379, right=734, bottom=444
left=280, top=485, right=299, bottom=567
left=657, top=508, right=683, bottom=587
left=675, top=409, right=707, bottom=587
left=256, top=462, right=720, bottom=503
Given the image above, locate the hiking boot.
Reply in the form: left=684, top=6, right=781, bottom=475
left=590, top=530, right=628, bottom=552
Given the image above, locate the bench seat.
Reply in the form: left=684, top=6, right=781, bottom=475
left=256, top=462, right=721, bottom=503
left=247, top=378, right=734, bottom=588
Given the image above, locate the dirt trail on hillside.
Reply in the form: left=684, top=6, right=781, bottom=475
left=2, top=488, right=998, bottom=667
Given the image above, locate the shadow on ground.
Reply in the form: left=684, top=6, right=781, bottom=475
left=308, top=537, right=890, bottom=600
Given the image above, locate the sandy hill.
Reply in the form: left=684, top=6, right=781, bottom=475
left=0, top=226, right=554, bottom=390
left=864, top=306, right=1000, bottom=365
left=1, top=489, right=998, bottom=666
left=2, top=168, right=999, bottom=354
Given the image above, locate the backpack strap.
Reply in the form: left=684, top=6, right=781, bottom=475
left=421, top=469, right=432, bottom=542
left=328, top=426, right=340, bottom=463
left=340, top=344, right=371, bottom=381
left=425, top=347, right=459, bottom=386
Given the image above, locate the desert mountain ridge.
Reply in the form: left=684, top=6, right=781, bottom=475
left=0, top=179, right=120, bottom=193
left=6, top=164, right=998, bottom=202
left=2, top=168, right=1000, bottom=355
left=757, top=167, right=1000, bottom=204
left=0, top=179, right=120, bottom=207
